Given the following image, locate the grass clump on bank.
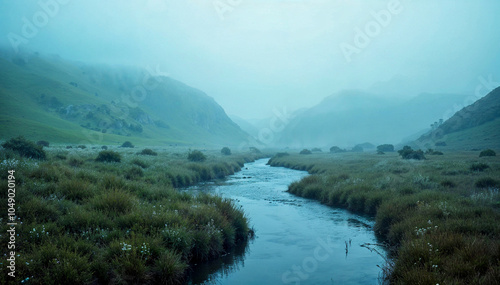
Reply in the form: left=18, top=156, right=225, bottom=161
left=268, top=150, right=500, bottom=284
left=0, top=145, right=262, bottom=284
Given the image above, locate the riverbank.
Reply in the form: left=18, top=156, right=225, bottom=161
left=0, top=145, right=263, bottom=284
left=268, top=151, right=500, bottom=284
left=185, top=159, right=385, bottom=284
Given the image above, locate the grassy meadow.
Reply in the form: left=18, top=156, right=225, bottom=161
left=268, top=150, right=500, bottom=284
left=0, top=142, right=263, bottom=284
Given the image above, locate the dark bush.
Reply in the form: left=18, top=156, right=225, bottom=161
left=101, top=146, right=108, bottom=150
left=138, top=148, right=157, bottom=156
left=188, top=150, right=206, bottom=162
left=221, top=147, right=232, bottom=156
left=351, top=145, right=363, bottom=152
left=95, top=150, right=121, bottom=163
left=1, top=136, right=46, bottom=159
left=300, top=149, right=312, bottom=155
left=274, top=152, right=289, bottom=158
left=121, top=141, right=134, bottom=148
left=68, top=158, right=84, bottom=167
left=425, top=149, right=444, bottom=155
left=66, top=145, right=73, bottom=149
left=125, top=166, right=144, bottom=180
left=398, top=146, right=426, bottom=160
left=470, top=163, right=490, bottom=172
left=330, top=146, right=346, bottom=153
left=440, top=180, right=456, bottom=188
left=249, top=147, right=261, bottom=154
left=377, top=144, right=394, bottom=152
left=55, top=153, right=67, bottom=160
left=36, top=140, right=50, bottom=147
left=479, top=149, right=496, bottom=157
left=475, top=177, right=498, bottom=188
left=77, top=145, right=86, bottom=149
left=131, top=158, right=148, bottom=169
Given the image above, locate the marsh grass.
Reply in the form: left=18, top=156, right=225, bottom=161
left=269, top=150, right=500, bottom=284
left=0, top=146, right=262, bottom=284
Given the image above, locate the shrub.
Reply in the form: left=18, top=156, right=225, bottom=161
left=475, top=178, right=498, bottom=188
left=479, top=149, right=496, bottom=157
left=274, top=152, right=289, bottom=158
left=66, top=145, right=73, bottom=149
left=101, top=146, right=108, bottom=150
left=138, top=148, right=157, bottom=156
left=377, top=144, right=395, bottom=152
left=125, top=166, right=144, bottom=180
left=351, top=145, right=364, bottom=152
left=121, top=141, right=134, bottom=148
left=330, top=146, right=345, bottom=153
left=299, top=149, right=312, bottom=155
left=92, top=190, right=135, bottom=214
left=188, top=150, right=206, bottom=162
left=68, top=157, right=84, bottom=167
left=36, top=140, right=50, bottom=147
left=249, top=147, right=261, bottom=154
left=440, top=180, right=456, bottom=188
left=425, top=149, right=444, bottom=155
left=55, top=153, right=67, bottom=160
left=77, top=145, right=86, bottom=149
left=1, top=136, right=46, bottom=159
left=132, top=158, right=148, bottom=169
left=95, top=150, right=121, bottom=163
left=470, top=163, right=490, bottom=172
left=221, top=147, right=231, bottom=156
left=152, top=250, right=188, bottom=284
left=398, top=146, right=426, bottom=160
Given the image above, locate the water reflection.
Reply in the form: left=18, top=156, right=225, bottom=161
left=185, top=159, right=386, bottom=285
left=187, top=237, right=251, bottom=285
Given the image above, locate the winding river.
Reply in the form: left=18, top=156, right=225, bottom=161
left=186, top=159, right=386, bottom=284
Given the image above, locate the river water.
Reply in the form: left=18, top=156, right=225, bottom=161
left=186, top=159, right=386, bottom=285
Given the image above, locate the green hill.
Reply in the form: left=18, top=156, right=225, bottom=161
left=276, top=90, right=471, bottom=148
left=0, top=51, right=253, bottom=147
left=415, top=87, right=500, bottom=150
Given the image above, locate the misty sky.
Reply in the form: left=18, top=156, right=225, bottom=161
left=1, top=0, right=499, bottom=119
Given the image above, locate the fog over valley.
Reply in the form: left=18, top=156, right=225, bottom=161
left=1, top=2, right=500, bottom=284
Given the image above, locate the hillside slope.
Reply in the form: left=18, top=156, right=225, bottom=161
left=0, top=52, right=253, bottom=147
left=415, top=87, right=500, bottom=150
left=276, top=90, right=471, bottom=148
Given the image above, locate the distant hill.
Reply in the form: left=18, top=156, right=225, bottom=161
left=0, top=51, right=254, bottom=147
left=276, top=90, right=471, bottom=148
left=414, top=87, right=500, bottom=150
